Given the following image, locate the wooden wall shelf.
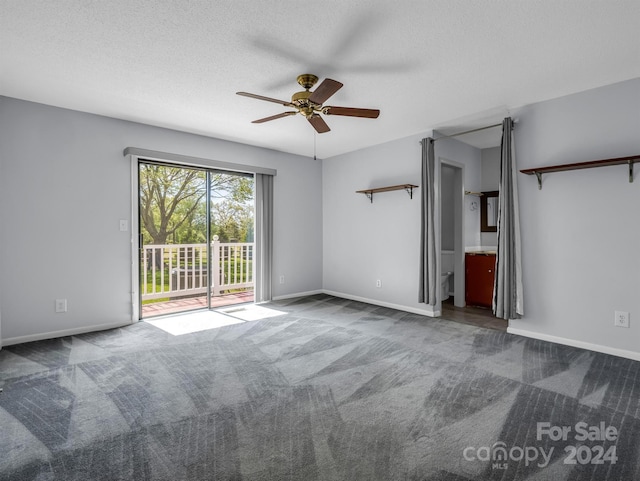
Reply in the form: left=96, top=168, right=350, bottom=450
left=521, top=155, right=640, bottom=190
left=356, top=184, right=418, bottom=203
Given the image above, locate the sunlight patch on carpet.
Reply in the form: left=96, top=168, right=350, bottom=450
left=147, top=310, right=245, bottom=335
left=220, top=304, right=287, bottom=321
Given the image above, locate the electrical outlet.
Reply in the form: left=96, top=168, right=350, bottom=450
left=55, top=299, right=67, bottom=313
left=376, top=279, right=382, bottom=288
left=279, top=275, right=285, bottom=284
left=614, top=311, right=630, bottom=328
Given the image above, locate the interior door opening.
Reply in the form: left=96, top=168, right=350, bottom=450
left=440, top=161, right=465, bottom=308
left=138, top=161, right=255, bottom=319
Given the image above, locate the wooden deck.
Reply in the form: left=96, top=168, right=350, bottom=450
left=142, top=291, right=254, bottom=318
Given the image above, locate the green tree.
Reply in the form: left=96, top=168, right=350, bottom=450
left=139, top=164, right=254, bottom=245
left=211, top=200, right=254, bottom=242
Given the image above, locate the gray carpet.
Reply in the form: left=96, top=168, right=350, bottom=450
left=1, top=294, right=639, bottom=480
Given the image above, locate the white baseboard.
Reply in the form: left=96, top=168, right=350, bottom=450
left=1, top=320, right=133, bottom=347
left=507, top=327, right=640, bottom=362
left=272, top=289, right=324, bottom=301
left=7, top=299, right=634, bottom=362
left=322, top=290, right=440, bottom=317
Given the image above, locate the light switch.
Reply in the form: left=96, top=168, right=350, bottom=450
left=119, top=219, right=128, bottom=232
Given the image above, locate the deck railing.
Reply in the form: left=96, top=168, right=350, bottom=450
left=141, top=240, right=254, bottom=301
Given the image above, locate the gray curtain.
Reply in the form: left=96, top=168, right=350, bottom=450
left=419, top=137, right=437, bottom=306
left=493, top=118, right=524, bottom=319
left=254, top=173, right=273, bottom=302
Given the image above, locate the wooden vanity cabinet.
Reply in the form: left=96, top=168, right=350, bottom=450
left=465, top=252, right=496, bottom=309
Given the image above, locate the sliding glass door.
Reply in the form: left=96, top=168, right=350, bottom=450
left=208, top=170, right=255, bottom=310
left=138, top=161, right=254, bottom=318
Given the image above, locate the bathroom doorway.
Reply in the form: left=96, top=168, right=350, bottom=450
left=440, top=160, right=465, bottom=308
left=439, top=159, right=505, bottom=330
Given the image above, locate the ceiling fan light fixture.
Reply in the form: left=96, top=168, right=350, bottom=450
left=237, top=74, right=379, bottom=134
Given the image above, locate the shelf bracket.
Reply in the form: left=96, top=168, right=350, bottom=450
left=404, top=185, right=415, bottom=199
left=365, top=192, right=373, bottom=203
left=629, top=160, right=634, bottom=183
left=535, top=172, right=542, bottom=190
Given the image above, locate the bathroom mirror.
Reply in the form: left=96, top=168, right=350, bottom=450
left=480, top=190, right=499, bottom=232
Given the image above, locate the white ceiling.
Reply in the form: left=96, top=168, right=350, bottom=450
left=1, top=1, right=639, bottom=158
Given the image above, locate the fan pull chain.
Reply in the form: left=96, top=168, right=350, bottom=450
left=314, top=131, right=317, bottom=160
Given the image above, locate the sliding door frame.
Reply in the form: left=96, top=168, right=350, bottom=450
left=125, top=148, right=276, bottom=322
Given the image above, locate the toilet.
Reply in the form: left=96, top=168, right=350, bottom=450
left=441, top=271, right=453, bottom=301
left=441, top=250, right=455, bottom=301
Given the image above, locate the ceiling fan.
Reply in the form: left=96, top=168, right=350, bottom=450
left=236, top=74, right=380, bottom=133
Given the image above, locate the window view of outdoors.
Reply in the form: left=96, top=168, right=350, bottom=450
left=139, top=163, right=255, bottom=317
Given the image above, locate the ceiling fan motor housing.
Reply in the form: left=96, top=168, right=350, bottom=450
left=291, top=90, right=319, bottom=118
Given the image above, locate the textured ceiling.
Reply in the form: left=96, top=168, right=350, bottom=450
left=1, top=0, right=639, bottom=158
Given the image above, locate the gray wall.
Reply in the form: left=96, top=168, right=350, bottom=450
left=0, top=97, right=323, bottom=344
left=481, top=146, right=500, bottom=191
left=510, top=78, right=640, bottom=358
left=322, top=135, right=424, bottom=312
left=322, top=132, right=481, bottom=315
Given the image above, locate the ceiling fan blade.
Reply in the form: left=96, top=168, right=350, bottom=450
left=308, top=114, right=331, bottom=133
left=237, top=91, right=295, bottom=107
left=252, top=111, right=298, bottom=123
left=324, top=106, right=380, bottom=118
left=308, top=78, right=343, bottom=105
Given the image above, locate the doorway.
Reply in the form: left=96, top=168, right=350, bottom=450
left=138, top=161, right=255, bottom=318
left=439, top=160, right=504, bottom=330
left=440, top=161, right=465, bottom=308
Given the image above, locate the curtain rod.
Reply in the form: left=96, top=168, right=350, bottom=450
left=433, top=122, right=503, bottom=142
